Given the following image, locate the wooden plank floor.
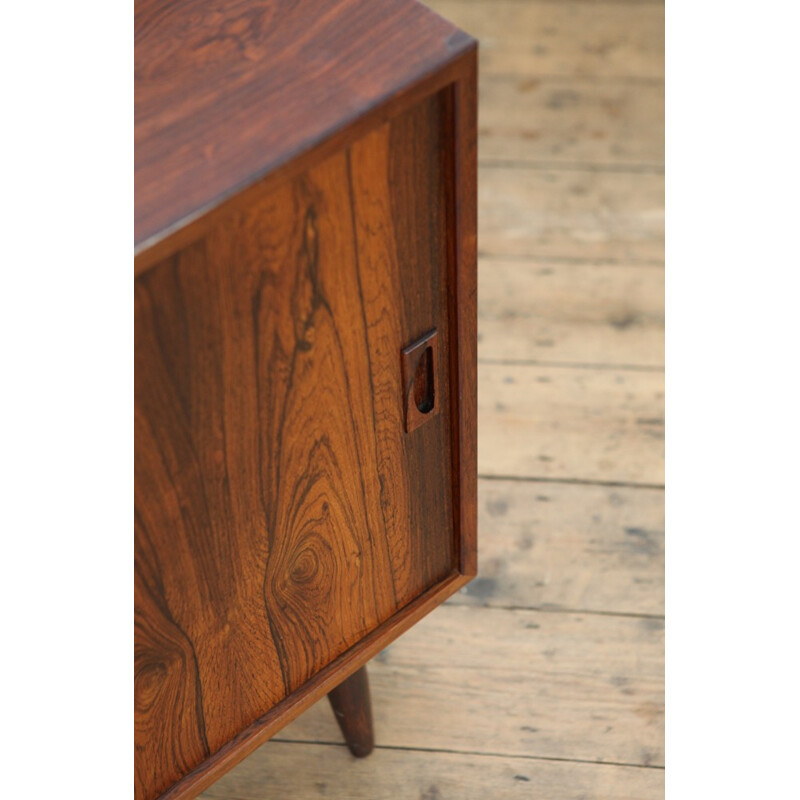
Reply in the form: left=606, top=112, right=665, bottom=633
left=202, top=0, right=665, bottom=797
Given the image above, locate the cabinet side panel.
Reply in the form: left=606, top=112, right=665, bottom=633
left=453, top=48, right=478, bottom=575
left=135, top=91, right=455, bottom=800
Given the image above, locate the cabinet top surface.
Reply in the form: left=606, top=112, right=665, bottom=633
left=135, top=0, right=473, bottom=251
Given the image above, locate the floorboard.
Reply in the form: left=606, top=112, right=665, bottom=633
left=479, top=363, right=665, bottom=484
left=478, top=257, right=664, bottom=367
left=479, top=76, right=664, bottom=168
left=426, top=0, right=665, bottom=80
left=480, top=167, right=664, bottom=262
left=274, top=606, right=664, bottom=767
left=453, top=479, right=664, bottom=616
left=203, top=742, right=664, bottom=800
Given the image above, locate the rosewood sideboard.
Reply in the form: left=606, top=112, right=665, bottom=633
left=134, top=1, right=477, bottom=798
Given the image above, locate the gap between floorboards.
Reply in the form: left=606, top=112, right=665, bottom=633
left=479, top=358, right=664, bottom=372
left=451, top=603, right=665, bottom=621
left=267, top=740, right=666, bottom=771
left=478, top=73, right=664, bottom=85
left=478, top=474, right=665, bottom=490
left=477, top=252, right=665, bottom=267
left=479, top=160, right=664, bottom=174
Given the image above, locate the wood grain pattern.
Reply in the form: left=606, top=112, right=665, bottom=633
left=276, top=605, right=665, bottom=767
left=478, top=258, right=664, bottom=367
left=135, top=91, right=463, bottom=800
left=134, top=0, right=474, bottom=249
left=424, top=0, right=665, bottom=79
left=453, top=480, right=665, bottom=616
left=478, top=363, right=665, bottom=484
left=202, top=741, right=664, bottom=800
left=168, top=572, right=471, bottom=800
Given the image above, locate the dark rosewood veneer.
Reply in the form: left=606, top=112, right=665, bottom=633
left=135, top=1, right=477, bottom=798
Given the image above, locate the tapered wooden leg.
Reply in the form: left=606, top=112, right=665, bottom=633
left=327, top=665, right=375, bottom=757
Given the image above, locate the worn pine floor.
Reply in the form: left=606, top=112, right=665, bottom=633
left=202, top=1, right=665, bottom=797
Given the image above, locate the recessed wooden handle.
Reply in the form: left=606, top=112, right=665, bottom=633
left=402, top=329, right=439, bottom=432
